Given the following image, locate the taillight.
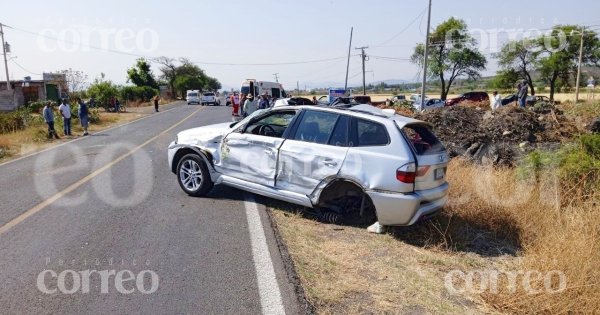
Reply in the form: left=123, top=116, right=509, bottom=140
left=397, top=163, right=417, bottom=183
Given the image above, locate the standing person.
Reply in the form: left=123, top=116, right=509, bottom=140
left=239, top=93, right=247, bottom=114
left=115, top=99, right=121, bottom=113
left=43, top=102, right=60, bottom=139
left=312, top=96, right=318, bottom=105
left=258, top=92, right=269, bottom=109
left=491, top=91, right=502, bottom=111
left=153, top=95, right=160, bottom=112
left=243, top=94, right=258, bottom=117
left=517, top=81, right=528, bottom=108
left=58, top=99, right=72, bottom=136
left=110, top=96, right=116, bottom=112
left=77, top=98, right=90, bottom=136
left=230, top=92, right=240, bottom=116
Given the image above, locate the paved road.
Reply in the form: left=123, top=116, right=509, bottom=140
left=0, top=102, right=300, bottom=314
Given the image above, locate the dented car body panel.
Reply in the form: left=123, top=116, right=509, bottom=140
left=168, top=104, right=449, bottom=226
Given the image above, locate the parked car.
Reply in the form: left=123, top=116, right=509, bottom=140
left=413, top=98, right=446, bottom=111
left=501, top=94, right=517, bottom=106
left=528, top=95, right=557, bottom=105
left=392, top=95, right=406, bottom=102
left=168, top=104, right=449, bottom=229
left=186, top=90, right=201, bottom=105
left=201, top=92, right=220, bottom=106
left=445, top=91, right=489, bottom=106
left=353, top=95, right=372, bottom=104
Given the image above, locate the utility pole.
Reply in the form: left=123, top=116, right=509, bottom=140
left=273, top=73, right=279, bottom=83
left=297, top=81, right=300, bottom=96
left=344, top=27, right=353, bottom=94
left=420, top=0, right=432, bottom=111
left=0, top=23, right=10, bottom=90
left=575, top=26, right=585, bottom=103
left=355, top=46, right=369, bottom=95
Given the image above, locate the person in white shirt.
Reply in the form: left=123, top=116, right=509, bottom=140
left=491, top=91, right=502, bottom=111
left=58, top=99, right=72, bottom=136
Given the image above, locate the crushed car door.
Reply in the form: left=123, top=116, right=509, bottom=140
left=219, top=110, right=297, bottom=187
left=276, top=111, right=349, bottom=196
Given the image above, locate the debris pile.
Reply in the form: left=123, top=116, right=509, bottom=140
left=414, top=106, right=579, bottom=166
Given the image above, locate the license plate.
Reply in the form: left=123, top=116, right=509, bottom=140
left=434, top=168, right=446, bottom=180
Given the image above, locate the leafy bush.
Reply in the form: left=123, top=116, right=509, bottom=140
left=87, top=80, right=120, bottom=107
left=26, top=101, right=46, bottom=114
left=519, top=134, right=600, bottom=204
left=120, top=86, right=158, bottom=102
left=0, top=109, right=42, bottom=134
left=88, top=109, right=101, bottom=124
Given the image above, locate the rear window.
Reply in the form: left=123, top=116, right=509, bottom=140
left=402, top=124, right=445, bottom=155
left=356, top=119, right=389, bottom=146
left=187, top=93, right=198, bottom=97
left=203, top=93, right=214, bottom=96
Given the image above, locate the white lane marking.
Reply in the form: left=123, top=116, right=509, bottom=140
left=244, top=193, right=286, bottom=315
left=0, top=103, right=182, bottom=168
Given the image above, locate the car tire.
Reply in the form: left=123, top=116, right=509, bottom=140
left=176, top=154, right=213, bottom=197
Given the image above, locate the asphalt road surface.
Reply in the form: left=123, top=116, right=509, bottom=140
left=0, top=102, right=301, bottom=314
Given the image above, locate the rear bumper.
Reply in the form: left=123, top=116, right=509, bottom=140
left=367, top=183, right=449, bottom=226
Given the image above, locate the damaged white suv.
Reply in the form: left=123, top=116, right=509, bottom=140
left=168, top=104, right=449, bottom=231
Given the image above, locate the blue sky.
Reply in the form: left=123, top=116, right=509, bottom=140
left=1, top=0, right=599, bottom=90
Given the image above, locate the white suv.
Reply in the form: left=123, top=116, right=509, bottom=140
left=167, top=105, right=449, bottom=230
left=201, top=92, right=220, bottom=106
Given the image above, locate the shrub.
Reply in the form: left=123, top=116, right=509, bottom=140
left=0, top=109, right=41, bottom=134
left=120, top=85, right=158, bottom=102
left=87, top=80, right=120, bottom=107
left=26, top=101, right=46, bottom=114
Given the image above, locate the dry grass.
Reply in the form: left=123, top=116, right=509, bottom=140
left=271, top=207, right=496, bottom=314
left=0, top=111, right=144, bottom=163
left=270, top=157, right=600, bottom=314
left=446, top=160, right=600, bottom=314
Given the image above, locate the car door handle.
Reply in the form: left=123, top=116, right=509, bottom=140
left=322, top=160, right=338, bottom=167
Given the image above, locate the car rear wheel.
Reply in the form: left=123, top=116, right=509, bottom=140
left=177, top=154, right=213, bottom=197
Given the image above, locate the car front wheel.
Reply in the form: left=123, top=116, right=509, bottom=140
left=176, top=154, right=213, bottom=196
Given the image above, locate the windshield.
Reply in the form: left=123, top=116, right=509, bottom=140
left=229, top=109, right=269, bottom=128
left=203, top=93, right=214, bottom=96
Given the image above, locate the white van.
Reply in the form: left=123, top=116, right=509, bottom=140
left=186, top=90, right=201, bottom=105
left=241, top=79, right=287, bottom=98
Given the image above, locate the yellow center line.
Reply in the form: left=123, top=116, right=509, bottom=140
left=0, top=107, right=204, bottom=236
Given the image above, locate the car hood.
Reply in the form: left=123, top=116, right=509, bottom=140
left=177, top=122, right=232, bottom=146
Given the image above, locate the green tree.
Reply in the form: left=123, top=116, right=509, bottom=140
left=535, top=25, right=600, bottom=100
left=87, top=79, right=119, bottom=106
left=173, top=75, right=204, bottom=97
left=204, top=76, right=222, bottom=91
left=411, top=17, right=486, bottom=100
left=495, top=40, right=537, bottom=95
left=127, top=58, right=158, bottom=89
left=489, top=69, right=521, bottom=90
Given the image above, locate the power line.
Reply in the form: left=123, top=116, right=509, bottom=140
left=3, top=21, right=357, bottom=67
left=10, top=59, right=42, bottom=75
left=372, top=7, right=428, bottom=48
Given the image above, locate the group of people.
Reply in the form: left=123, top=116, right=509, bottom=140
left=42, top=98, right=90, bottom=139
left=229, top=92, right=276, bottom=118
left=490, top=80, right=530, bottom=111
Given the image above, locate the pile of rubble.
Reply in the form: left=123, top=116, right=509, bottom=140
left=414, top=106, right=579, bottom=166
